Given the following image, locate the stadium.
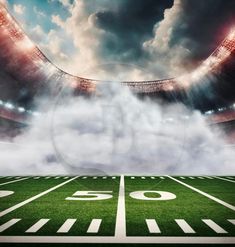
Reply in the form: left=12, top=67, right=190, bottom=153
left=0, top=1, right=235, bottom=246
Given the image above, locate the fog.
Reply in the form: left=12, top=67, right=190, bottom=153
left=0, top=80, right=234, bottom=176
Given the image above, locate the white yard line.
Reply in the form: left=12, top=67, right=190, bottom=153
left=57, top=219, right=77, bottom=233
left=0, top=236, right=235, bottom=244
left=228, top=219, right=235, bottom=225
left=115, top=175, right=126, bottom=239
left=175, top=219, right=195, bottom=233
left=146, top=219, right=161, bottom=233
left=0, top=177, right=29, bottom=186
left=0, top=176, right=79, bottom=218
left=0, top=219, right=21, bottom=232
left=26, top=219, right=50, bottom=233
left=87, top=219, right=102, bottom=233
left=167, top=176, right=235, bottom=211
left=202, top=219, right=227, bottom=234
left=214, top=176, right=235, bottom=184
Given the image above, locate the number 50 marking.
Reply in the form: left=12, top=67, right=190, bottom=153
left=66, top=191, right=113, bottom=201
left=66, top=191, right=176, bottom=201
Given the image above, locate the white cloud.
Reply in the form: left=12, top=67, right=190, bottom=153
left=13, top=4, right=25, bottom=15
left=33, top=6, right=46, bottom=18
left=143, top=0, right=192, bottom=77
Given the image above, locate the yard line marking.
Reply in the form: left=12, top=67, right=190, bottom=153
left=0, top=177, right=29, bottom=186
left=214, top=176, right=235, bottom=184
left=146, top=219, right=161, bottom=233
left=26, top=219, right=50, bottom=233
left=151, top=177, right=155, bottom=179
left=93, top=177, right=97, bottom=179
left=15, top=177, right=21, bottom=179
left=55, top=177, right=60, bottom=179
left=226, top=177, right=234, bottom=179
left=87, top=219, right=102, bottom=233
left=112, top=177, right=116, bottom=179
left=63, top=177, right=69, bottom=179
left=180, top=177, right=185, bottom=179
left=115, top=175, right=126, bottom=238
left=141, top=177, right=146, bottom=179
left=205, top=176, right=213, bottom=179
left=160, top=177, right=165, bottom=179
left=45, top=177, right=50, bottom=179
left=57, top=219, right=76, bottom=233
left=175, top=219, right=195, bottom=233
left=189, top=177, right=195, bottom=179
left=228, top=219, right=235, bottom=225
left=202, top=219, right=227, bottom=234
left=0, top=176, right=79, bottom=218
left=102, top=177, right=107, bottom=179
left=1, top=236, right=235, bottom=243
left=82, top=177, right=87, bottom=179
left=0, top=219, right=21, bottom=232
left=131, top=177, right=135, bottom=179
left=167, top=176, right=235, bottom=211
left=33, top=177, right=40, bottom=179
left=198, top=177, right=204, bottom=179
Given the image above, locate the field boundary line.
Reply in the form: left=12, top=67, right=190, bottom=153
left=0, top=176, right=79, bottom=217
left=0, top=177, right=29, bottom=186
left=214, top=176, right=235, bottom=184
left=0, top=236, right=235, bottom=243
left=115, top=175, right=126, bottom=238
left=167, top=176, right=235, bottom=211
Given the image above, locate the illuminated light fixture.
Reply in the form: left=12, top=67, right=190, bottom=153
left=205, top=110, right=214, bottom=115
left=18, top=107, right=25, bottom=112
left=233, top=103, right=235, bottom=108
left=16, top=36, right=34, bottom=51
left=228, top=28, right=235, bottom=40
left=4, top=102, right=14, bottom=109
left=0, top=100, right=3, bottom=105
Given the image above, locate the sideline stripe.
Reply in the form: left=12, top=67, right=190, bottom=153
left=115, top=175, right=126, bottom=238
left=0, top=236, right=235, bottom=243
left=167, top=176, right=235, bottom=211
left=0, top=219, right=21, bottom=232
left=0, top=176, right=79, bottom=218
left=214, top=176, right=235, bottom=184
left=175, top=219, right=195, bottom=233
left=0, top=177, right=29, bottom=186
left=57, top=219, right=76, bottom=233
left=87, top=219, right=102, bottom=233
left=26, top=219, right=50, bottom=233
left=146, top=219, right=161, bottom=233
left=202, top=219, right=227, bottom=234
left=228, top=219, right=235, bottom=225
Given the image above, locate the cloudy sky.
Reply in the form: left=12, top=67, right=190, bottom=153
left=5, top=0, right=235, bottom=79
left=0, top=0, right=235, bottom=175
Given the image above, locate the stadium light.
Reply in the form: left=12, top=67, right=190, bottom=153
left=18, top=107, right=25, bottom=113
left=4, top=102, right=14, bottom=109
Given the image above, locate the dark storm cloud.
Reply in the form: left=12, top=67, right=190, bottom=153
left=90, top=0, right=234, bottom=66
left=170, top=0, right=235, bottom=61
left=93, top=0, right=173, bottom=62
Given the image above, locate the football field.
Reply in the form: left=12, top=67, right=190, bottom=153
left=0, top=175, right=235, bottom=245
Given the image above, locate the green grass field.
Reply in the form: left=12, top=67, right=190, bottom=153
left=0, top=175, right=235, bottom=246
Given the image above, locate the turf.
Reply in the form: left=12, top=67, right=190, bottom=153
left=0, top=175, right=235, bottom=245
